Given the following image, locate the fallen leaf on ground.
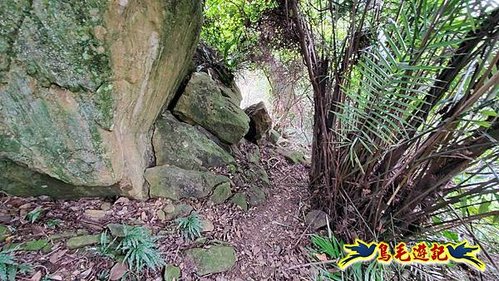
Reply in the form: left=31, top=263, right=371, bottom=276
left=109, top=262, right=128, bottom=280
left=49, top=249, right=68, bottom=264
left=80, top=268, right=92, bottom=278
left=30, top=271, right=42, bottom=281
left=315, top=253, right=328, bottom=261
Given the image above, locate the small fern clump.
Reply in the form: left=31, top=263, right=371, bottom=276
left=98, top=226, right=164, bottom=273
left=118, top=226, right=164, bottom=272
left=25, top=207, right=43, bottom=224
left=176, top=212, right=203, bottom=240
left=98, top=231, right=117, bottom=259
left=0, top=250, right=31, bottom=281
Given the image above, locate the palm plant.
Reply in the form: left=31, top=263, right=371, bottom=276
left=287, top=0, right=498, bottom=248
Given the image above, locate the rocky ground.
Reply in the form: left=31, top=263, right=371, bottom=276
left=0, top=143, right=316, bottom=281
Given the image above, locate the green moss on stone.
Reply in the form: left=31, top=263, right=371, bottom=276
left=66, top=234, right=100, bottom=249
left=185, top=246, right=236, bottom=276
left=0, top=225, right=11, bottom=242
left=153, top=112, right=234, bottom=170
left=94, top=83, right=114, bottom=130
left=230, top=193, right=248, bottom=211
left=174, top=72, right=250, bottom=144
left=15, top=0, right=111, bottom=92
left=22, top=239, right=49, bottom=251
left=210, top=183, right=232, bottom=204
left=164, top=264, right=181, bottom=281
left=146, top=165, right=230, bottom=200
left=0, top=0, right=30, bottom=74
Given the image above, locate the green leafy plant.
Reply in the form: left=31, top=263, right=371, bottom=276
left=0, top=250, right=31, bottom=281
left=25, top=207, right=43, bottom=224
left=98, top=231, right=117, bottom=259
left=202, top=0, right=276, bottom=69
left=285, top=0, right=499, bottom=245
left=176, top=213, right=203, bottom=240
left=117, top=226, right=164, bottom=272
left=310, top=234, right=385, bottom=281
left=98, top=226, right=164, bottom=274
left=45, top=219, right=61, bottom=229
left=96, top=269, right=110, bottom=281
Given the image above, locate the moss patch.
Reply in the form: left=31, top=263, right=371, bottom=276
left=15, top=0, right=111, bottom=92
left=185, top=245, right=236, bottom=276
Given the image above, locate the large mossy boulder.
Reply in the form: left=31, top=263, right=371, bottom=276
left=145, top=165, right=230, bottom=200
left=0, top=0, right=203, bottom=198
left=173, top=72, right=250, bottom=144
left=277, top=147, right=310, bottom=165
left=152, top=112, right=234, bottom=170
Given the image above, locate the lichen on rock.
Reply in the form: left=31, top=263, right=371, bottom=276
left=0, top=0, right=204, bottom=199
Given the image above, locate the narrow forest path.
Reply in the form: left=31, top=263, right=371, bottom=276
left=0, top=145, right=314, bottom=280
left=223, top=147, right=311, bottom=280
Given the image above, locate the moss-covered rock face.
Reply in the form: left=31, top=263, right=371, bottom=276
left=0, top=0, right=203, bottom=198
left=146, top=165, right=230, bottom=200
left=230, top=193, right=248, bottom=211
left=174, top=72, right=250, bottom=144
left=164, top=264, right=181, bottom=281
left=209, top=182, right=232, bottom=204
left=152, top=112, right=235, bottom=171
left=0, top=225, right=10, bottom=242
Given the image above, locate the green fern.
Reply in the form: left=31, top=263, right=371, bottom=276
left=0, top=250, right=31, bottom=281
left=97, top=226, right=164, bottom=273
left=25, top=207, right=43, bottom=224
left=98, top=231, right=117, bottom=259
left=116, top=226, right=164, bottom=272
left=176, top=213, right=203, bottom=240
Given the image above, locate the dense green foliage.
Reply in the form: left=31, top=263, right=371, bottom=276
left=25, top=207, right=43, bottom=224
left=201, top=0, right=276, bottom=69
left=289, top=0, right=498, bottom=240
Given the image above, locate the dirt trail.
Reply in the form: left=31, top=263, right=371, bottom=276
left=0, top=146, right=313, bottom=280
left=223, top=154, right=311, bottom=280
